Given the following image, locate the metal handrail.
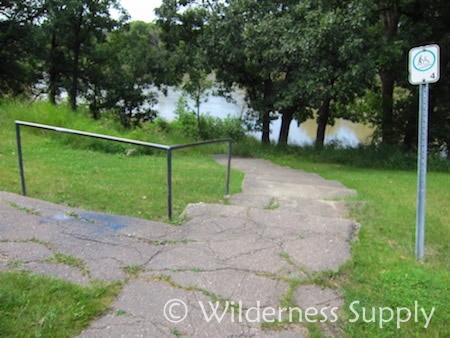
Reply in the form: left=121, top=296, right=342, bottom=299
left=15, top=120, right=232, bottom=219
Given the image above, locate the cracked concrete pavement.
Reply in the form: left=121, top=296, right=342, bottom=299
left=0, top=156, right=359, bottom=337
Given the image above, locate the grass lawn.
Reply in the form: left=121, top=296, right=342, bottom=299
left=0, top=271, right=122, bottom=338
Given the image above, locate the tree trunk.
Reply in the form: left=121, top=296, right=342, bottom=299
left=196, top=85, right=201, bottom=122
left=380, top=71, right=395, bottom=144
left=402, top=109, right=418, bottom=151
left=69, top=12, right=83, bottom=111
left=262, top=111, right=271, bottom=144
left=316, top=96, right=331, bottom=148
left=261, top=79, right=273, bottom=144
left=278, top=108, right=294, bottom=145
left=69, top=49, right=80, bottom=111
left=90, top=85, right=101, bottom=120
left=48, top=31, right=58, bottom=105
left=379, top=6, right=400, bottom=145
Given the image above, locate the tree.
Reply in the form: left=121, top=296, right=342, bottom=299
left=100, top=21, right=169, bottom=127
left=181, top=70, right=214, bottom=123
left=426, top=1, right=450, bottom=150
left=297, top=0, right=375, bottom=147
left=235, top=1, right=312, bottom=145
left=156, top=0, right=217, bottom=135
left=205, top=0, right=375, bottom=147
left=0, top=0, right=44, bottom=96
left=366, top=0, right=414, bottom=145
left=230, top=0, right=301, bottom=145
left=42, top=0, right=69, bottom=104
left=41, top=0, right=125, bottom=110
left=365, top=0, right=450, bottom=149
left=203, top=0, right=285, bottom=144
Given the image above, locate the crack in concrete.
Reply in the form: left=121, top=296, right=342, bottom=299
left=143, top=249, right=165, bottom=266
left=60, top=231, right=120, bottom=246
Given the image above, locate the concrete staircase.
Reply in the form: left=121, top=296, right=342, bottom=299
left=0, top=156, right=360, bottom=337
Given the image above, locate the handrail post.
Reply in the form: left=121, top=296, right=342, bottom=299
left=167, top=148, right=173, bottom=220
left=226, top=140, right=232, bottom=196
left=15, top=123, right=26, bottom=196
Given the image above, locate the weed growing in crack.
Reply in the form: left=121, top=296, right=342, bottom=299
left=146, top=238, right=196, bottom=246
left=310, top=269, right=343, bottom=289
left=44, top=253, right=89, bottom=276
left=151, top=274, right=173, bottom=283
left=5, top=201, right=41, bottom=216
left=122, top=265, right=145, bottom=278
left=264, top=197, right=280, bottom=210
left=66, top=211, right=79, bottom=218
left=171, top=328, right=184, bottom=337
left=278, top=252, right=311, bottom=279
left=26, top=238, right=54, bottom=250
left=6, top=260, right=23, bottom=269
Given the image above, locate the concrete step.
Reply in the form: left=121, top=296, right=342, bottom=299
left=218, top=193, right=350, bottom=218
left=182, top=203, right=357, bottom=241
left=244, top=172, right=346, bottom=188
left=216, top=155, right=350, bottom=188
left=241, top=177, right=356, bottom=200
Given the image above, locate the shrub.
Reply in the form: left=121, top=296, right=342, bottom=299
left=172, top=96, right=200, bottom=140
left=172, top=95, right=247, bottom=141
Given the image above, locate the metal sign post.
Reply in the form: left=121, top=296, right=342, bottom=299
left=408, top=44, right=440, bottom=261
left=416, top=83, right=429, bottom=260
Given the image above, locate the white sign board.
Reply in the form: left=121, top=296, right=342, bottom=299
left=409, top=44, right=440, bottom=85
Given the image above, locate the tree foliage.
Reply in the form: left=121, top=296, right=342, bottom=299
left=156, top=0, right=217, bottom=133
left=0, top=0, right=44, bottom=95
left=365, top=0, right=450, bottom=148
left=187, top=0, right=375, bottom=146
left=99, top=21, right=168, bottom=127
left=42, top=0, right=125, bottom=110
left=0, top=0, right=449, bottom=149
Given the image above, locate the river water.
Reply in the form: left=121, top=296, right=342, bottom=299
left=154, top=87, right=374, bottom=147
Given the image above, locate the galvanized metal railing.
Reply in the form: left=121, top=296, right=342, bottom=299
left=15, top=120, right=232, bottom=219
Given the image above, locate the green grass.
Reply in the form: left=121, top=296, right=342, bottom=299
left=0, top=271, right=122, bottom=338
left=0, top=101, right=244, bottom=221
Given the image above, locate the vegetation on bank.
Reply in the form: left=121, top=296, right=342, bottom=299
left=0, top=101, right=448, bottom=337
